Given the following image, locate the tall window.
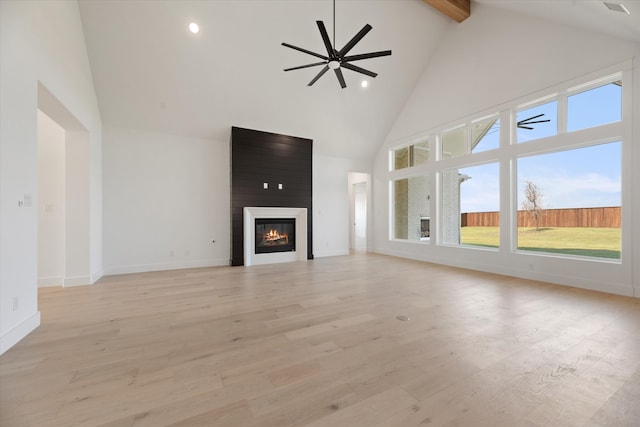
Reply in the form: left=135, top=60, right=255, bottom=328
left=442, top=163, right=500, bottom=247
left=517, top=142, right=621, bottom=259
left=513, top=74, right=623, bottom=259
left=393, top=175, right=431, bottom=241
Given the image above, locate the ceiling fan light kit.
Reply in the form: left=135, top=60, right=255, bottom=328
left=282, top=0, right=391, bottom=89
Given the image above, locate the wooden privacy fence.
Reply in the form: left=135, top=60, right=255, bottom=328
left=461, top=206, right=621, bottom=228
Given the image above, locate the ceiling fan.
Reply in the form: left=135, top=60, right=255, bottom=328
left=281, top=0, right=391, bottom=89
left=517, top=114, right=550, bottom=130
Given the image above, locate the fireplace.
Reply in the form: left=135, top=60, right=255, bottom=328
left=243, top=207, right=307, bottom=266
left=255, top=218, right=296, bottom=254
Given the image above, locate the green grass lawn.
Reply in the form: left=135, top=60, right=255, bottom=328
left=460, top=226, right=621, bottom=259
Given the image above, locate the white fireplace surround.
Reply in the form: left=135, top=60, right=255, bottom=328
left=243, top=207, right=308, bottom=266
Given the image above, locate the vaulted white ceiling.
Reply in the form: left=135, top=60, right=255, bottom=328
left=79, top=0, right=451, bottom=160
left=78, top=0, right=640, bottom=160
left=475, top=0, right=640, bottom=44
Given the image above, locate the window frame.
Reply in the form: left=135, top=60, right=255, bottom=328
left=387, top=63, right=630, bottom=264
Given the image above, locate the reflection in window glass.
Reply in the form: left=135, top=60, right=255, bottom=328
left=517, top=142, right=621, bottom=259
left=441, top=126, right=467, bottom=159
left=394, top=147, right=409, bottom=170
left=393, top=176, right=431, bottom=241
left=472, top=116, right=500, bottom=153
left=516, top=101, right=557, bottom=143
left=413, top=140, right=430, bottom=166
left=392, top=138, right=431, bottom=170
left=442, top=163, right=499, bottom=247
left=568, top=81, right=621, bottom=132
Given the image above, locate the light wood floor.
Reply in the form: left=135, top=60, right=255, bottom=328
left=1, top=254, right=639, bottom=427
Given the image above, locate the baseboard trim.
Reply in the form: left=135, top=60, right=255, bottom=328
left=39, top=275, right=96, bottom=288
left=0, top=311, right=41, bottom=355
left=91, top=269, right=104, bottom=284
left=38, top=276, right=63, bottom=287
left=64, top=276, right=92, bottom=287
left=373, top=248, right=635, bottom=298
left=314, top=249, right=350, bottom=258
left=105, top=258, right=230, bottom=275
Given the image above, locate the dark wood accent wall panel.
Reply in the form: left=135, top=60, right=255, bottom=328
left=231, top=127, right=313, bottom=266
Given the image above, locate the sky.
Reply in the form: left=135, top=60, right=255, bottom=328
left=459, top=82, right=622, bottom=213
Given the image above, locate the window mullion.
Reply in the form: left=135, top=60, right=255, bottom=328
left=557, top=93, right=568, bottom=135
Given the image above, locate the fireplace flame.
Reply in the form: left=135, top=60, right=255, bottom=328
left=264, top=229, right=288, bottom=243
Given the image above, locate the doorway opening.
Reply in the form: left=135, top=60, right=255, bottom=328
left=37, top=83, right=91, bottom=287
left=349, top=172, right=369, bottom=253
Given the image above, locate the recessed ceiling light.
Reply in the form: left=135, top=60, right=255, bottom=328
left=189, top=22, right=200, bottom=34
left=361, top=80, right=369, bottom=88
left=603, top=2, right=631, bottom=14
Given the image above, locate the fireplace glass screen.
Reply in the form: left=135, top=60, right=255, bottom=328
left=421, top=217, right=430, bottom=239
left=255, top=218, right=296, bottom=254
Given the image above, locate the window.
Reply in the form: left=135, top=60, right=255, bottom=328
left=568, top=81, right=621, bottom=132
left=439, top=116, right=500, bottom=158
left=388, top=69, right=626, bottom=264
left=392, top=138, right=431, bottom=170
left=517, top=142, right=621, bottom=259
left=412, top=140, right=430, bottom=166
left=471, top=116, right=500, bottom=153
left=393, top=146, right=410, bottom=170
left=393, top=175, right=431, bottom=241
left=441, top=126, right=466, bottom=159
left=516, top=100, right=557, bottom=143
left=442, top=163, right=500, bottom=247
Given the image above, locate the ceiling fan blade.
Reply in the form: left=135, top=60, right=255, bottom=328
left=519, top=113, right=546, bottom=123
left=521, top=120, right=550, bottom=125
left=334, top=68, right=346, bottom=89
left=282, top=42, right=328, bottom=61
left=284, top=61, right=327, bottom=72
left=316, top=21, right=335, bottom=57
left=337, top=24, right=372, bottom=57
left=308, top=65, right=330, bottom=86
left=342, top=50, right=392, bottom=62
left=341, top=62, right=377, bottom=78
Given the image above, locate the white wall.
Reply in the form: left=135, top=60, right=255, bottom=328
left=373, top=4, right=640, bottom=297
left=387, top=5, right=639, bottom=142
left=37, top=110, right=66, bottom=286
left=0, top=0, right=102, bottom=354
left=103, top=127, right=230, bottom=274
left=103, top=129, right=367, bottom=271
left=314, top=155, right=370, bottom=258
left=64, top=129, right=91, bottom=285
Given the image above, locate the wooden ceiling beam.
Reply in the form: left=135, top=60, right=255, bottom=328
left=423, top=0, right=470, bottom=23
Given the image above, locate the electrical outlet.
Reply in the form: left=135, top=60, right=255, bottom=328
left=12, top=297, right=19, bottom=311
